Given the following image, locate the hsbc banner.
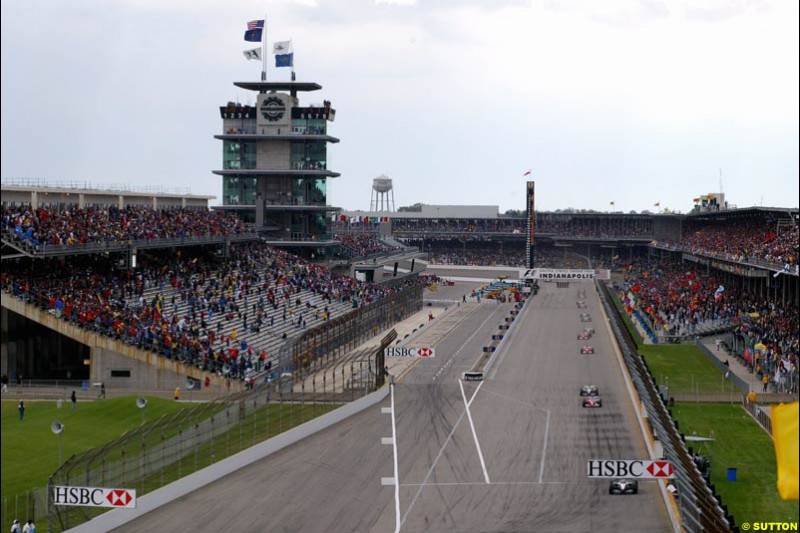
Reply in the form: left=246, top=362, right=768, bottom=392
left=386, top=346, right=436, bottom=358
left=587, top=460, right=674, bottom=479
left=522, top=269, right=611, bottom=281
left=52, top=485, right=137, bottom=508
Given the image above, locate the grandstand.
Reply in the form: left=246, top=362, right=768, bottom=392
left=1, top=238, right=418, bottom=387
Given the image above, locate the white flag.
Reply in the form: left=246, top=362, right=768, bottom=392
left=243, top=48, right=261, bottom=61
left=273, top=40, right=293, bottom=55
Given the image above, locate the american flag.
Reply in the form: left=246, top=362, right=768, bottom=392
left=247, top=20, right=264, bottom=30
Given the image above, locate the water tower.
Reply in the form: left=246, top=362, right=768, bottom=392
left=370, top=175, right=395, bottom=212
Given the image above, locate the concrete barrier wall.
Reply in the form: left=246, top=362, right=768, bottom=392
left=66, top=386, right=390, bottom=532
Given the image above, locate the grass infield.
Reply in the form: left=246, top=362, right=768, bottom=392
left=2, top=395, right=339, bottom=530
left=671, top=403, right=797, bottom=524
left=609, top=290, right=727, bottom=394
left=1, top=397, right=192, bottom=505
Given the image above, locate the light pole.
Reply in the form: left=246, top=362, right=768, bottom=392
left=51, top=421, right=64, bottom=467
left=136, top=396, right=147, bottom=426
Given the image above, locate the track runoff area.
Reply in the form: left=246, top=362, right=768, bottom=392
left=114, top=274, right=672, bottom=533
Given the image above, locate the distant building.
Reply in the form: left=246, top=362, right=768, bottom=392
left=343, top=204, right=501, bottom=219
left=691, top=192, right=730, bottom=213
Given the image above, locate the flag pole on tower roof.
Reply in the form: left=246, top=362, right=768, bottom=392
left=291, top=38, right=296, bottom=81
left=261, top=12, right=268, bottom=81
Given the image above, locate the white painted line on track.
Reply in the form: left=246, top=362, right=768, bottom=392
left=390, top=383, right=401, bottom=533
left=467, top=380, right=482, bottom=407
left=459, top=379, right=490, bottom=484
left=401, top=409, right=467, bottom=526
left=432, top=305, right=503, bottom=381
left=485, top=298, right=534, bottom=380
left=400, top=380, right=483, bottom=527
left=538, top=410, right=551, bottom=483
left=399, top=481, right=576, bottom=487
left=478, top=389, right=551, bottom=483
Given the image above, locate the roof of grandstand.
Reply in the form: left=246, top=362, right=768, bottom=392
left=343, top=204, right=501, bottom=218
left=1, top=178, right=215, bottom=199
left=686, top=206, right=799, bottom=218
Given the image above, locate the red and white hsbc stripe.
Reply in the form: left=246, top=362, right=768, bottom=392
left=386, top=346, right=436, bottom=358
left=587, top=460, right=675, bottom=479
left=52, top=485, right=137, bottom=508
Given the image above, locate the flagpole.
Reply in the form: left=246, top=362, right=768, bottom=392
left=290, top=38, right=296, bottom=81
left=261, top=12, right=268, bottom=81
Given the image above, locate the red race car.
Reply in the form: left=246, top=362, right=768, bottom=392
left=580, top=345, right=595, bottom=354
left=582, top=396, right=603, bottom=408
left=577, top=332, right=592, bottom=340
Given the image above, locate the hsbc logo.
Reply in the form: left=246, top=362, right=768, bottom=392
left=647, top=461, right=673, bottom=478
left=587, top=460, right=675, bottom=479
left=52, top=485, right=137, bottom=508
left=386, top=347, right=436, bottom=358
left=106, top=489, right=134, bottom=507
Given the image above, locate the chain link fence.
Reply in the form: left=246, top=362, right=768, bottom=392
left=0, top=364, right=379, bottom=533
left=264, top=278, right=423, bottom=384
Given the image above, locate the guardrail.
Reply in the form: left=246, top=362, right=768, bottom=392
left=741, top=397, right=772, bottom=435
left=1, top=232, right=260, bottom=258
left=597, top=281, right=733, bottom=533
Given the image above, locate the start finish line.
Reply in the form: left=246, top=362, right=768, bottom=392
left=521, top=269, right=611, bottom=281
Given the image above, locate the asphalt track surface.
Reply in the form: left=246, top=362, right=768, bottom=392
left=114, top=283, right=670, bottom=533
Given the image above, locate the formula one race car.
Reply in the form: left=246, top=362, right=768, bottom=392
left=580, top=345, right=595, bottom=354
left=580, top=315, right=592, bottom=322
left=583, top=327, right=595, bottom=335
left=609, top=479, right=638, bottom=495
left=577, top=302, right=588, bottom=309
left=577, top=331, right=592, bottom=340
left=582, top=396, right=603, bottom=408
left=580, top=385, right=599, bottom=396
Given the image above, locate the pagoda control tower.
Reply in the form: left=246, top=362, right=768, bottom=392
left=213, top=81, right=340, bottom=250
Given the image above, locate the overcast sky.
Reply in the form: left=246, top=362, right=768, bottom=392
left=2, top=0, right=798, bottom=213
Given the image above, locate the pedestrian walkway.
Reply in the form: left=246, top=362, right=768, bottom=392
left=700, top=337, right=763, bottom=392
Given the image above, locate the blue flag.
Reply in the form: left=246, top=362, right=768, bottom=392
left=275, top=53, right=293, bottom=67
left=244, top=20, right=264, bottom=42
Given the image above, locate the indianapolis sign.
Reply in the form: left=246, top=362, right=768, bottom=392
left=522, top=269, right=611, bottom=281
left=386, top=346, right=436, bottom=358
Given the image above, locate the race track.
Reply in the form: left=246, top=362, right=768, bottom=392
left=113, top=282, right=670, bottom=533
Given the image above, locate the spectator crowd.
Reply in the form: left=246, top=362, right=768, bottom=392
left=618, top=259, right=798, bottom=393
left=393, top=215, right=652, bottom=238
left=1, top=204, right=248, bottom=251
left=656, top=217, right=799, bottom=268
left=336, top=233, right=397, bottom=258
left=1, top=242, right=407, bottom=383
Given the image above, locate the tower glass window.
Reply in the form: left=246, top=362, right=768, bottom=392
left=223, top=177, right=257, bottom=205
left=223, top=141, right=257, bottom=170
left=290, top=142, right=327, bottom=170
